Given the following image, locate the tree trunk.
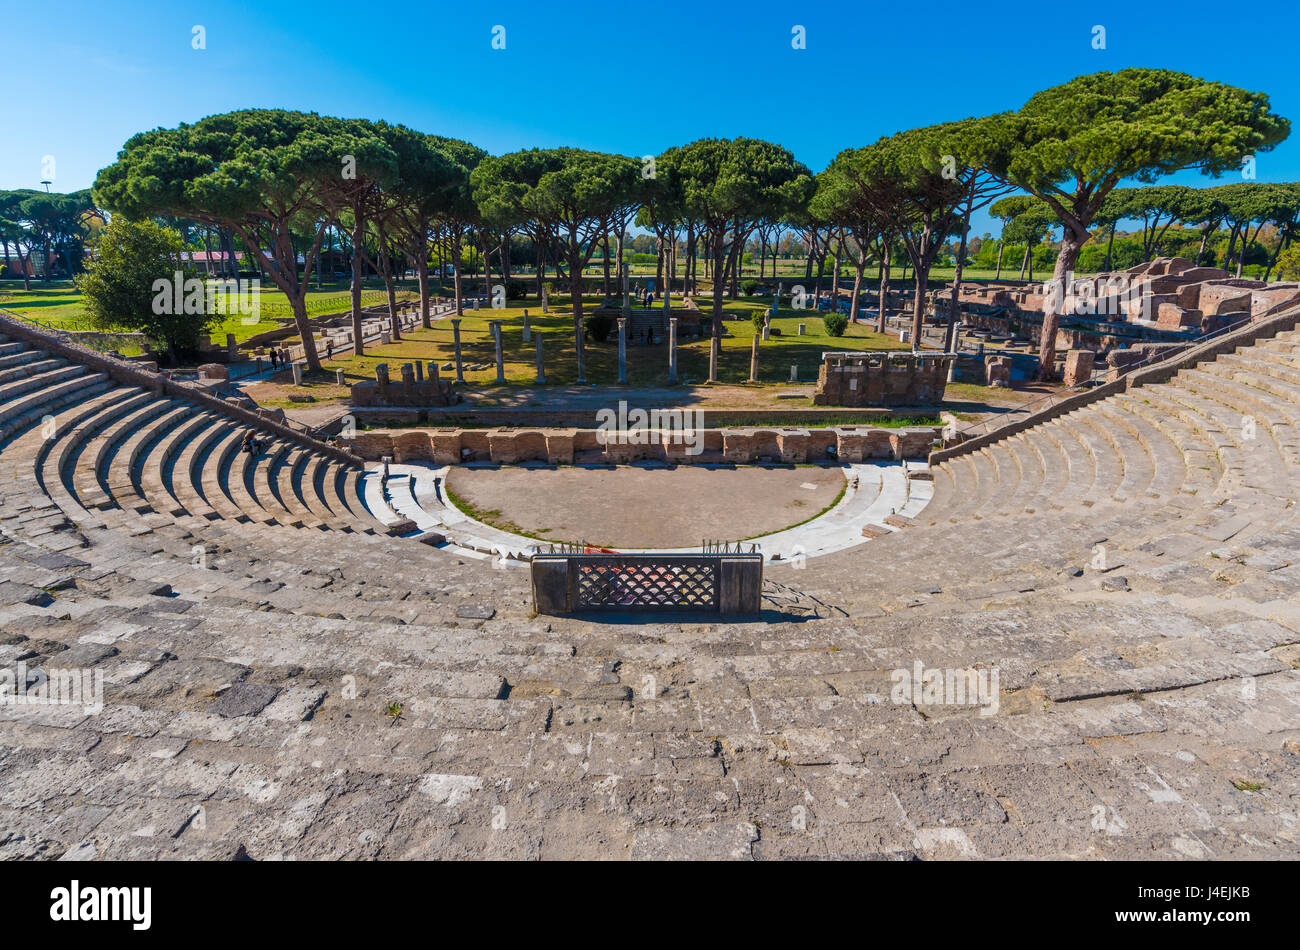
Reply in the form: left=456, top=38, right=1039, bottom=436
left=1225, top=224, right=1241, bottom=275
left=452, top=231, right=464, bottom=315
left=708, top=230, right=725, bottom=383
left=379, top=242, right=401, bottom=342
left=946, top=196, right=973, bottom=351
left=877, top=238, right=892, bottom=334
left=850, top=261, right=864, bottom=321
left=291, top=293, right=322, bottom=371
left=994, top=242, right=1004, bottom=280
left=828, top=250, right=839, bottom=310
left=417, top=254, right=431, bottom=329
left=350, top=220, right=365, bottom=357
left=1036, top=227, right=1087, bottom=382
left=1104, top=224, right=1117, bottom=272
left=480, top=232, right=493, bottom=297
left=569, top=231, right=586, bottom=384
left=602, top=233, right=611, bottom=298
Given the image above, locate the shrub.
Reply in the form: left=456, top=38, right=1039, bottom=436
left=751, top=309, right=768, bottom=331
left=76, top=217, right=213, bottom=363
left=823, top=312, right=849, bottom=337
left=584, top=311, right=614, bottom=342
left=741, top=278, right=758, bottom=295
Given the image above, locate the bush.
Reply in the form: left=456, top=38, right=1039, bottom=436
left=584, top=312, right=614, bottom=342
left=751, top=309, right=768, bottom=331
left=741, top=278, right=758, bottom=295
left=76, top=217, right=213, bottom=363
left=505, top=280, right=527, bottom=300
left=823, top=313, right=849, bottom=337
left=1275, top=246, right=1300, bottom=281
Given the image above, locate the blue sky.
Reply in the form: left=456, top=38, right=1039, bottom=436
left=8, top=0, right=1300, bottom=237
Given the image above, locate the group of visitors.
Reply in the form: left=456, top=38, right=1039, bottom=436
left=267, top=346, right=293, bottom=372
left=241, top=431, right=264, bottom=456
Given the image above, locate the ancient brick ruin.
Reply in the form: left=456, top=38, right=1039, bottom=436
left=344, top=422, right=942, bottom=465
left=946, top=257, right=1300, bottom=359
left=812, top=351, right=954, bottom=407
left=351, top=361, right=460, bottom=407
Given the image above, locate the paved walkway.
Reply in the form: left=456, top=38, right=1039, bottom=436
left=365, top=459, right=932, bottom=563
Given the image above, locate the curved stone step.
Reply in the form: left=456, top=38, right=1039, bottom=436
left=77, top=397, right=178, bottom=511
left=0, top=358, right=73, bottom=396
left=1021, top=424, right=1071, bottom=514
left=1001, top=435, right=1045, bottom=516
left=226, top=435, right=279, bottom=526
left=142, top=410, right=215, bottom=518
left=0, top=369, right=106, bottom=443
left=294, top=453, right=351, bottom=531
left=1080, top=403, right=1155, bottom=502
left=99, top=403, right=196, bottom=519
left=1043, top=415, right=1098, bottom=505
left=202, top=427, right=255, bottom=524
left=253, top=441, right=304, bottom=527
left=1056, top=411, right=1124, bottom=505
left=168, top=415, right=230, bottom=521
left=1099, top=398, right=1186, bottom=500
left=964, top=448, right=1002, bottom=519
left=37, top=387, right=147, bottom=528
left=274, top=448, right=327, bottom=529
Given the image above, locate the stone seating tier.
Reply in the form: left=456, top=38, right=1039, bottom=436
left=1, top=317, right=1300, bottom=861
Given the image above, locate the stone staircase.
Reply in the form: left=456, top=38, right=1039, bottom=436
left=1, top=319, right=1299, bottom=861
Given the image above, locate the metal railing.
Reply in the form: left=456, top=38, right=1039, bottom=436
left=531, top=552, right=763, bottom=615
left=702, top=540, right=760, bottom=554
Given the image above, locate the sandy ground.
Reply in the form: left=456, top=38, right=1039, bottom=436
left=444, top=463, right=846, bottom=548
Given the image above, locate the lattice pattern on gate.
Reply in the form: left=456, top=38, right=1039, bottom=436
left=575, top=557, right=717, bottom=610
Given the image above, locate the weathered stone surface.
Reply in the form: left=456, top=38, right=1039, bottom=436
left=2, top=307, right=1300, bottom=862
left=207, top=682, right=280, bottom=718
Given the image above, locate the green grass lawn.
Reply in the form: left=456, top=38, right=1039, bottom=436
left=0, top=279, right=402, bottom=345
left=313, top=294, right=902, bottom=389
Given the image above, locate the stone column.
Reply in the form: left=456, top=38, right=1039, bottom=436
left=335, top=368, right=346, bottom=386
left=491, top=321, right=505, bottom=384
left=226, top=333, right=238, bottom=361
left=521, top=308, right=531, bottom=343
left=761, top=313, right=771, bottom=341
left=541, top=285, right=549, bottom=313
left=535, top=333, right=546, bottom=384
left=427, top=360, right=440, bottom=384
left=451, top=319, right=465, bottom=383
left=617, top=317, right=628, bottom=384
left=667, top=317, right=678, bottom=383
left=749, top=334, right=760, bottom=383
left=291, top=361, right=303, bottom=386
left=375, top=363, right=389, bottom=399
left=790, top=364, right=798, bottom=383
